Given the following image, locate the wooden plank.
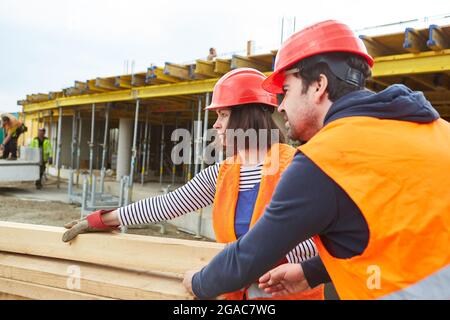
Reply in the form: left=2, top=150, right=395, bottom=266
left=0, top=277, right=110, bottom=300
left=0, top=221, right=224, bottom=277
left=0, top=292, right=30, bottom=300
left=0, top=252, right=192, bottom=300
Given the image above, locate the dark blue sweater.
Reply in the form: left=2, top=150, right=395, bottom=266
left=192, top=85, right=440, bottom=299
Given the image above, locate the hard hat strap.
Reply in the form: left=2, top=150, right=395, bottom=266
left=291, top=55, right=365, bottom=88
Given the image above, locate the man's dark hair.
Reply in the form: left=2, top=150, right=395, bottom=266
left=1, top=116, right=10, bottom=123
left=295, top=52, right=372, bottom=102
left=225, top=103, right=286, bottom=155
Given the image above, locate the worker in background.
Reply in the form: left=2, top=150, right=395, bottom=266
left=0, top=113, right=27, bottom=160
left=30, top=128, right=52, bottom=189
left=62, top=68, right=325, bottom=300
left=207, top=47, right=217, bottom=61
left=182, top=20, right=450, bottom=300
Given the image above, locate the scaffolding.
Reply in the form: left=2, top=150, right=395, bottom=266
left=16, top=22, right=450, bottom=222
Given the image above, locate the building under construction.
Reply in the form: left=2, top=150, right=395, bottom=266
left=17, top=23, right=450, bottom=187
left=0, top=19, right=449, bottom=301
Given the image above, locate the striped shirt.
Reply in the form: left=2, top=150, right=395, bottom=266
left=118, top=163, right=317, bottom=263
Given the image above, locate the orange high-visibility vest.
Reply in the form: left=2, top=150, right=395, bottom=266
left=213, top=143, right=324, bottom=300
left=300, top=116, right=450, bottom=300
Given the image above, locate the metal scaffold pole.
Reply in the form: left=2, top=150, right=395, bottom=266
left=56, top=107, right=63, bottom=189
left=159, top=115, right=165, bottom=187
left=171, top=114, right=179, bottom=188
left=194, top=96, right=203, bottom=176
left=186, top=103, right=194, bottom=182
left=71, top=111, right=78, bottom=170
left=194, top=95, right=204, bottom=238
left=201, top=93, right=210, bottom=171
left=76, top=111, right=82, bottom=186
left=129, top=99, right=140, bottom=190
left=145, top=116, right=152, bottom=182
left=100, top=103, right=110, bottom=194
left=141, top=108, right=149, bottom=185
left=89, top=103, right=96, bottom=183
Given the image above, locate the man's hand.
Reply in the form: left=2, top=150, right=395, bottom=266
left=62, top=209, right=118, bottom=242
left=258, top=263, right=311, bottom=297
left=183, top=270, right=197, bottom=297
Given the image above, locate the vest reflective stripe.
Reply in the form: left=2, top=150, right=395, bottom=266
left=300, top=116, right=450, bottom=300
left=247, top=284, right=273, bottom=299
left=380, top=264, right=450, bottom=300
left=213, top=143, right=324, bottom=300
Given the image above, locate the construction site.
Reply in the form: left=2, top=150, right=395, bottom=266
left=0, top=6, right=449, bottom=303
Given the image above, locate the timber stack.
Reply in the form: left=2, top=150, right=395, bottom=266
left=0, top=221, right=224, bottom=300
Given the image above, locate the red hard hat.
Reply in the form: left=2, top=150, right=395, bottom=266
left=262, top=20, right=374, bottom=94
left=206, top=68, right=278, bottom=110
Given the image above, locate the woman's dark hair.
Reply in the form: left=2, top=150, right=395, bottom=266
left=295, top=52, right=372, bottom=102
left=225, top=103, right=285, bottom=155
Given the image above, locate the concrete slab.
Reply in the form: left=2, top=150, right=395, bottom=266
left=0, top=160, right=40, bottom=182
left=0, top=147, right=41, bottom=182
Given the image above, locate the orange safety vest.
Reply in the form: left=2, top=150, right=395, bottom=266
left=300, top=116, right=450, bottom=300
left=213, top=143, right=324, bottom=300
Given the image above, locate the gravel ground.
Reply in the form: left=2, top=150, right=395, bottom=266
left=0, top=180, right=211, bottom=242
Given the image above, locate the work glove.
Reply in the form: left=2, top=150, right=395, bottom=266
left=62, top=209, right=117, bottom=242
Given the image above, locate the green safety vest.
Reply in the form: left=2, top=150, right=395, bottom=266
left=30, top=137, right=52, bottom=162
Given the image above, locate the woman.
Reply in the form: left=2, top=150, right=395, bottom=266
left=63, top=68, right=324, bottom=300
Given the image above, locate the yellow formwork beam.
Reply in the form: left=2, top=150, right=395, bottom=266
left=214, top=58, right=231, bottom=74
left=146, top=66, right=180, bottom=84
left=75, top=81, right=88, bottom=92
left=87, top=80, right=109, bottom=93
left=403, top=28, right=428, bottom=53
left=95, top=78, right=118, bottom=91
left=427, top=25, right=450, bottom=51
left=164, top=63, right=192, bottom=80
left=372, top=49, right=450, bottom=77
left=22, top=78, right=218, bottom=112
left=48, top=92, right=64, bottom=100
left=231, top=54, right=272, bottom=72
left=131, top=73, right=146, bottom=87
left=195, top=59, right=220, bottom=77
left=115, top=75, right=132, bottom=89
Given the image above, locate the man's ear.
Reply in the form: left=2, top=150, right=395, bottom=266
left=313, top=74, right=328, bottom=104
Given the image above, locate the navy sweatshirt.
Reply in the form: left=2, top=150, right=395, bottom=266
left=192, top=85, right=440, bottom=299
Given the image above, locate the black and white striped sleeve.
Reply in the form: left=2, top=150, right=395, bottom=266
left=286, top=238, right=318, bottom=263
left=118, top=164, right=220, bottom=226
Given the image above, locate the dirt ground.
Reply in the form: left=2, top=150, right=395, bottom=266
left=0, top=180, right=212, bottom=242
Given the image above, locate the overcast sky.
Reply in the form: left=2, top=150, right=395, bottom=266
left=1, top=0, right=449, bottom=112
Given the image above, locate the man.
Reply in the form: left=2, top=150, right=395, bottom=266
left=207, top=47, right=217, bottom=61
left=0, top=113, right=26, bottom=160
left=30, top=128, right=52, bottom=189
left=182, top=20, right=450, bottom=299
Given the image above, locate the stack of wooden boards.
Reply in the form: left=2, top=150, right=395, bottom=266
left=0, top=221, right=224, bottom=300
